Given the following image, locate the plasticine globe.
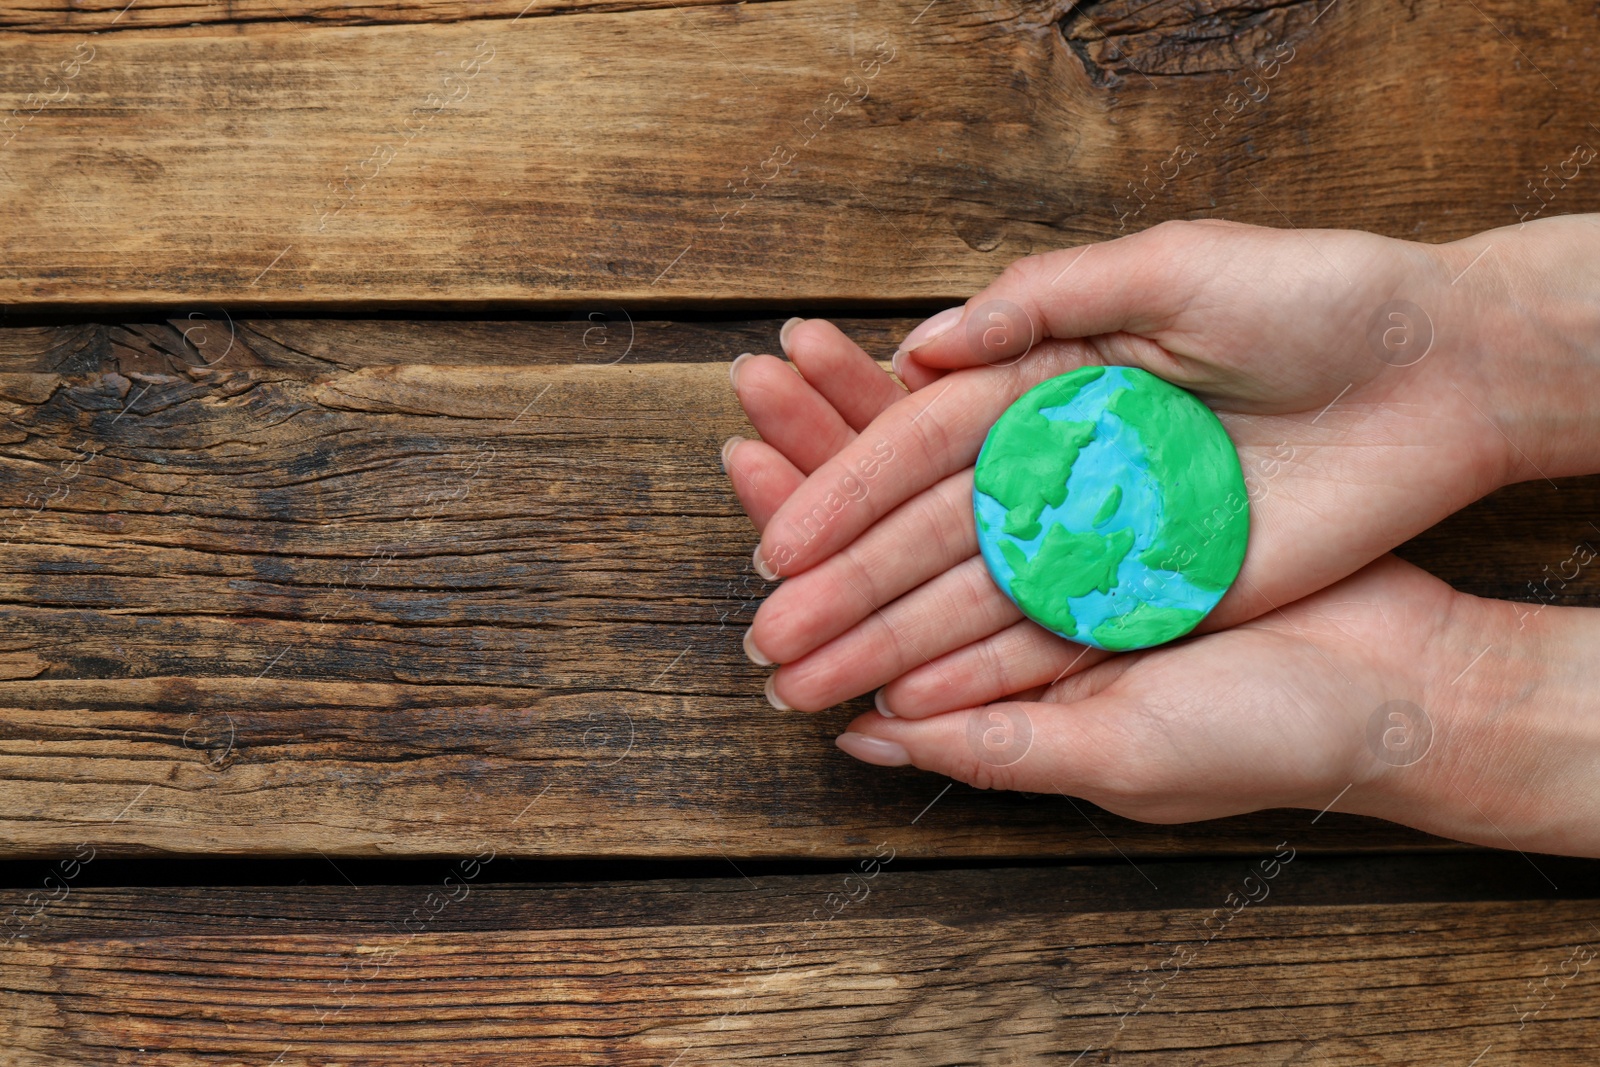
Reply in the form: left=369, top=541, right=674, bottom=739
left=973, top=366, right=1249, bottom=651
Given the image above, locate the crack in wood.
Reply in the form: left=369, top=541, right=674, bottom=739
left=1060, top=0, right=1327, bottom=85
left=0, top=0, right=789, bottom=34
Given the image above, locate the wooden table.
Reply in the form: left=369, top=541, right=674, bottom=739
left=2, top=0, right=1598, bottom=1061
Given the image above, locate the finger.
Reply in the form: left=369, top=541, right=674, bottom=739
left=783, top=319, right=906, bottom=431
left=876, top=620, right=1111, bottom=719
left=767, top=555, right=1022, bottom=713
left=754, top=342, right=1093, bottom=578
left=731, top=352, right=856, bottom=474
left=722, top=436, right=805, bottom=532
left=903, top=222, right=1213, bottom=369
left=890, top=349, right=946, bottom=392
left=832, top=698, right=1137, bottom=800
left=747, top=470, right=976, bottom=666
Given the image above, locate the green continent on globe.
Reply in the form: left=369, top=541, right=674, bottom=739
left=973, top=366, right=1103, bottom=541
left=1107, top=377, right=1248, bottom=592
left=1001, top=524, right=1136, bottom=636
left=972, top=365, right=1249, bottom=651
left=1091, top=602, right=1207, bottom=652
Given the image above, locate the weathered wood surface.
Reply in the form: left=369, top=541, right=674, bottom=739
left=1, top=319, right=1596, bottom=859
left=1, top=0, right=1593, bottom=1056
left=3, top=856, right=1598, bottom=1064
left=4, top=332, right=1509, bottom=858
left=1, top=0, right=1597, bottom=308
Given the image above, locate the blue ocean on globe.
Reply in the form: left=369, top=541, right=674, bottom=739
left=974, top=366, right=1236, bottom=650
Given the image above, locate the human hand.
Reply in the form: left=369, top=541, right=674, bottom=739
left=832, top=554, right=1600, bottom=859
left=748, top=220, right=1536, bottom=716
left=722, top=316, right=905, bottom=571
left=719, top=222, right=1600, bottom=860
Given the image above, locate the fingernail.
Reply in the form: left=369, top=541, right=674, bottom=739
left=744, top=627, right=773, bottom=666
left=721, top=435, right=744, bottom=473
left=835, top=731, right=911, bottom=767
left=890, top=348, right=907, bottom=381
left=779, top=316, right=804, bottom=355
left=729, top=352, right=754, bottom=389
left=896, top=306, right=965, bottom=357
left=764, top=672, right=791, bottom=711
left=874, top=688, right=896, bottom=717
left=752, top=546, right=778, bottom=581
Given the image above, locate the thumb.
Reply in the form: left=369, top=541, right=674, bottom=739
left=898, top=220, right=1234, bottom=369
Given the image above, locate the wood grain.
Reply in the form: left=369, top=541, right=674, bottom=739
left=0, top=352, right=1506, bottom=859
left=4, top=316, right=1596, bottom=602
left=3, top=858, right=1597, bottom=1064
left=1, top=0, right=1596, bottom=308
left=2, top=1, right=1593, bottom=1055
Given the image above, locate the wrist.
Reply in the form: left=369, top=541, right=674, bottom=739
left=1436, top=214, right=1600, bottom=485
left=1393, top=594, right=1600, bottom=857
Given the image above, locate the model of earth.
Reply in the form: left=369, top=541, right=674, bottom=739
left=973, top=365, right=1249, bottom=651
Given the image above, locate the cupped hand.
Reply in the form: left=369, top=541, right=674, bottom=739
left=835, top=555, right=1600, bottom=858
left=748, top=220, right=1518, bottom=715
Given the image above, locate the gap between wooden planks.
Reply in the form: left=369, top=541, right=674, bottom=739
left=0, top=0, right=1596, bottom=308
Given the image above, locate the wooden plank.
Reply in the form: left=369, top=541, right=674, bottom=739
left=3, top=857, right=1598, bottom=1063
left=4, top=316, right=1595, bottom=604
left=1, top=0, right=1596, bottom=307
left=0, top=352, right=1496, bottom=858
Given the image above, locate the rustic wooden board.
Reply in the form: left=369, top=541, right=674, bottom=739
left=2, top=0, right=1592, bottom=1056
left=13, top=336, right=1569, bottom=858
left=1, top=0, right=1596, bottom=308
left=3, top=857, right=1598, bottom=1064
left=1, top=333, right=1595, bottom=859
left=5, top=315, right=1596, bottom=601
